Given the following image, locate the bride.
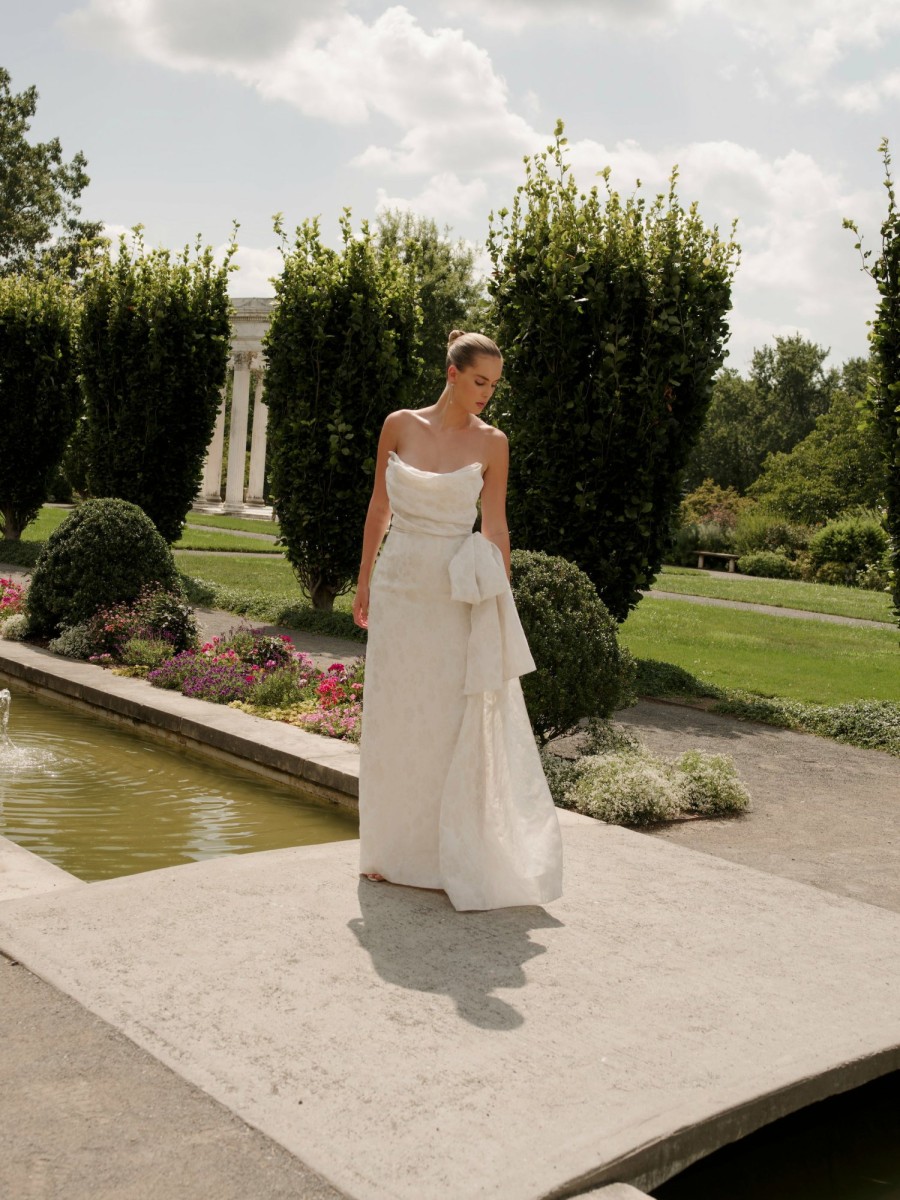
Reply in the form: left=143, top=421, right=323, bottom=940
left=353, top=330, right=563, bottom=912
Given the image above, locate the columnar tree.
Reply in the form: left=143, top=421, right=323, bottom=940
left=375, top=209, right=480, bottom=400
left=488, top=123, right=739, bottom=620
left=847, top=139, right=900, bottom=622
left=0, top=272, right=79, bottom=539
left=80, top=231, right=233, bottom=543
left=264, top=213, right=421, bottom=610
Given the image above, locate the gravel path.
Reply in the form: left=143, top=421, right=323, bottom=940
left=644, top=588, right=895, bottom=629
left=616, top=699, right=900, bottom=913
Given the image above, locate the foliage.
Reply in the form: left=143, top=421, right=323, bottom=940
left=80, top=230, right=234, bottom=542
left=667, top=520, right=734, bottom=567
left=26, top=498, right=180, bottom=637
left=679, top=480, right=753, bottom=529
left=0, top=273, right=80, bottom=539
left=0, top=540, right=42, bottom=567
left=120, top=637, right=173, bottom=670
left=846, top=140, right=900, bottom=622
left=808, top=515, right=888, bottom=573
left=674, top=750, right=751, bottom=816
left=0, top=577, right=26, bottom=620
left=0, top=612, right=27, bottom=641
left=510, top=548, right=636, bottom=744
left=375, top=209, right=481, bottom=401
left=48, top=622, right=96, bottom=659
left=685, top=339, right=843, bottom=492
left=487, top=122, right=738, bottom=621
left=0, top=67, right=103, bottom=276
left=147, top=628, right=364, bottom=742
left=732, top=509, right=812, bottom=557
left=748, top=389, right=884, bottom=523
left=567, top=753, right=681, bottom=824
left=76, top=585, right=198, bottom=662
left=736, top=550, right=798, bottom=579
left=265, top=212, right=421, bottom=609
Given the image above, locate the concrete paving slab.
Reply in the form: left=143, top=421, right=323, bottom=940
left=1, top=817, right=898, bottom=1199
left=0, top=955, right=350, bottom=1200
left=0, top=835, right=86, bottom=903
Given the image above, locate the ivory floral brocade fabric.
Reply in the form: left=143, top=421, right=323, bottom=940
left=358, top=451, right=563, bottom=911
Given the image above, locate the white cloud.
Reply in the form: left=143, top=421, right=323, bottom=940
left=376, top=172, right=489, bottom=225
left=226, top=244, right=281, bottom=296
left=839, top=70, right=900, bottom=113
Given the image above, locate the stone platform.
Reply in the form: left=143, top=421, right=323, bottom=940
left=1, top=814, right=898, bottom=1199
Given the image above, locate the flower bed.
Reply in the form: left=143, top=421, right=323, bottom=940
left=146, top=628, right=364, bottom=743
left=0, top=577, right=26, bottom=620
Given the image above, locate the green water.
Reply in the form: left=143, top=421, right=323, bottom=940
left=653, top=1071, right=900, bottom=1199
left=0, top=686, right=358, bottom=881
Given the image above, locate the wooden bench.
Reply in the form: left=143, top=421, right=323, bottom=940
left=696, top=550, right=739, bottom=572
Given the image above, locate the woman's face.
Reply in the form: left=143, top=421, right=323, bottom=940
left=449, top=353, right=503, bottom=416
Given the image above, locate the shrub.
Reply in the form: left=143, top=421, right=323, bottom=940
left=27, top=499, right=180, bottom=637
left=679, top=481, right=753, bottom=529
left=815, top=561, right=857, bottom=587
left=583, top=716, right=642, bottom=755
left=809, top=515, right=889, bottom=573
left=0, top=273, right=80, bottom=541
left=121, top=638, right=174, bottom=669
left=0, top=577, right=26, bottom=620
left=80, top=232, right=233, bottom=543
left=0, top=540, right=42, bottom=568
left=567, top=753, right=681, bottom=825
left=488, top=122, right=739, bottom=621
left=736, top=550, right=798, bottom=579
left=539, top=752, right=581, bottom=807
left=856, top=562, right=891, bottom=590
left=0, top=612, right=28, bottom=641
left=674, top=750, right=751, bottom=815
left=48, top=622, right=96, bottom=659
left=510, top=549, right=636, bottom=745
left=668, top=523, right=702, bottom=567
left=732, top=509, right=812, bottom=557
left=86, top=586, right=198, bottom=659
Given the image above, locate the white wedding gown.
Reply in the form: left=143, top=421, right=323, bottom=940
left=358, top=450, right=563, bottom=911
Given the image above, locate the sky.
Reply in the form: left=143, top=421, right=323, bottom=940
left=6, top=0, right=900, bottom=371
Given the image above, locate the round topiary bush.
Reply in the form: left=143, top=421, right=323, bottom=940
left=27, top=498, right=181, bottom=637
left=736, top=550, right=798, bottom=579
left=809, top=515, right=888, bottom=574
left=510, top=549, right=635, bottom=745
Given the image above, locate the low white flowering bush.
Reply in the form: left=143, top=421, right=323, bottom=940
left=674, top=750, right=751, bottom=816
left=541, top=719, right=751, bottom=826
left=0, top=612, right=28, bottom=641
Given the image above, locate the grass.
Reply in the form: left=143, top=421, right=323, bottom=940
left=173, top=530, right=283, bottom=553
left=619, top=597, right=900, bottom=706
left=653, top=566, right=895, bottom=624
left=174, top=554, right=355, bottom=616
left=185, top=512, right=281, bottom=536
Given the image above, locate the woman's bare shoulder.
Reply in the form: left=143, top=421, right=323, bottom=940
left=478, top=422, right=509, bottom=462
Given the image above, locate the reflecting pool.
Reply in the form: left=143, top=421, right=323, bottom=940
left=0, top=685, right=358, bottom=882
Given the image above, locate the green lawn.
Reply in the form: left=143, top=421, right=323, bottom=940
left=174, top=530, right=282, bottom=553
left=174, top=552, right=355, bottom=613
left=185, top=512, right=281, bottom=536
left=620, top=597, right=900, bottom=705
left=23, top=505, right=72, bottom=539
left=654, top=566, right=894, bottom=624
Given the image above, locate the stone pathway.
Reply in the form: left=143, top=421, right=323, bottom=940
left=187, top=522, right=278, bottom=542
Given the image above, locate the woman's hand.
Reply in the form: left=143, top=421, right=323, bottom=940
left=352, top=583, right=370, bottom=629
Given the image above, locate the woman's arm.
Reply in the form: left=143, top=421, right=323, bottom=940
left=352, top=414, right=401, bottom=628
left=480, top=430, right=511, bottom=580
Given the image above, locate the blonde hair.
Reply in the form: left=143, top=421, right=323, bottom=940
left=446, top=329, right=502, bottom=371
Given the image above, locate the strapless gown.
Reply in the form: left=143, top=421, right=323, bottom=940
left=357, top=450, right=563, bottom=911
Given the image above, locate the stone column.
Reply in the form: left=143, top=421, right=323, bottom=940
left=246, top=368, right=269, bottom=505
left=199, top=370, right=230, bottom=502
left=224, top=350, right=254, bottom=512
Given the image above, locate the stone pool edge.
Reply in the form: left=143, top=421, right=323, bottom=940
left=0, top=640, right=360, bottom=813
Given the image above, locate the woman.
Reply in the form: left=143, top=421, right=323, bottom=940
left=353, top=330, right=563, bottom=911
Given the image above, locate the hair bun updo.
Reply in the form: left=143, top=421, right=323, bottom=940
left=445, top=329, right=502, bottom=370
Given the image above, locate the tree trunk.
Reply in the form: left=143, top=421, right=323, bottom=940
left=0, top=508, right=23, bottom=540
left=309, top=578, right=337, bottom=611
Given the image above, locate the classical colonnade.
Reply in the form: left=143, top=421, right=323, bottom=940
left=197, top=298, right=276, bottom=514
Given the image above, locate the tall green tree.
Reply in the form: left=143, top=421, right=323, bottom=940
left=685, top=335, right=840, bottom=492
left=80, top=231, right=234, bottom=543
left=0, top=67, right=102, bottom=276
left=375, top=209, right=480, bottom=401
left=264, top=213, right=421, bottom=610
left=846, top=139, right=900, bottom=621
left=0, top=273, right=79, bottom=538
left=488, top=123, right=739, bottom=620
left=748, top=387, right=884, bottom=523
